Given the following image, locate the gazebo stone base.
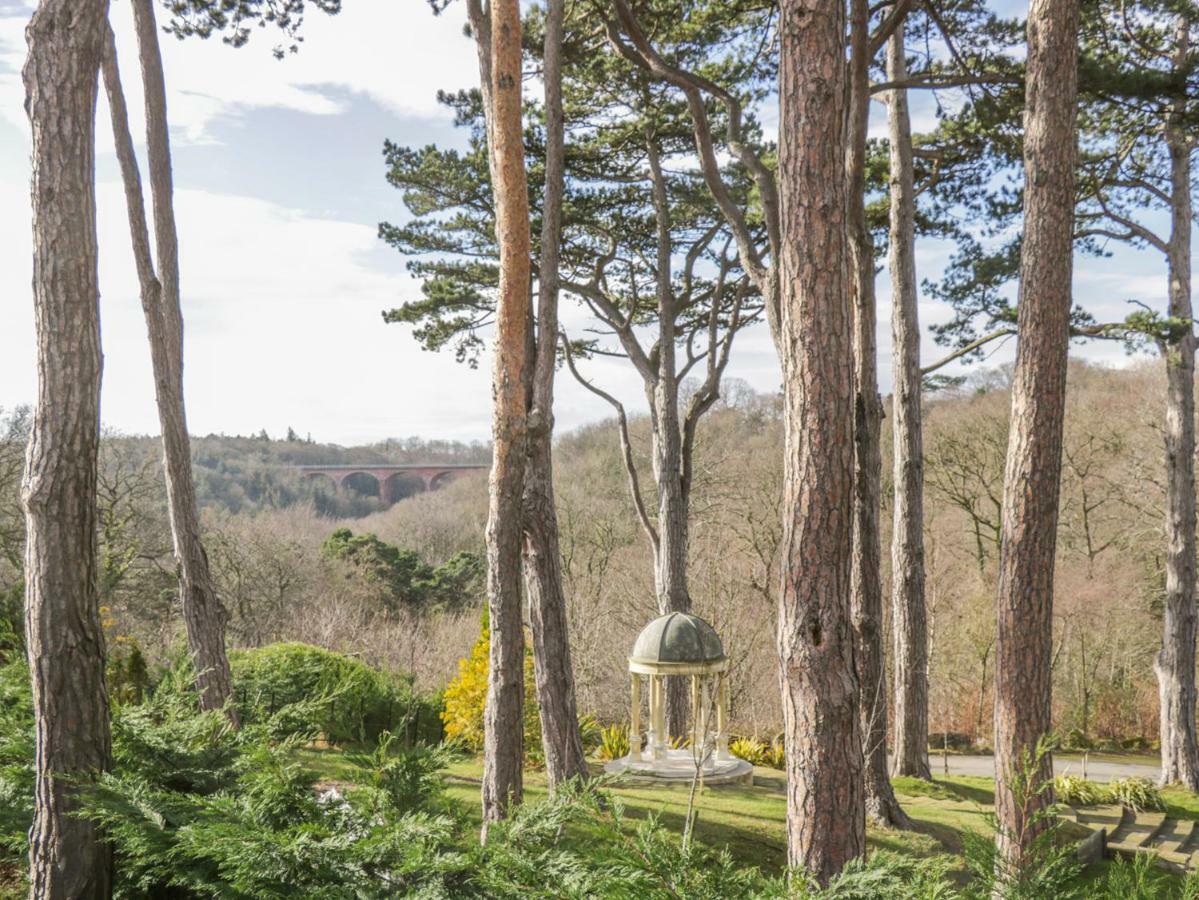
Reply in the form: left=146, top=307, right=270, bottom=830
left=603, top=749, right=753, bottom=786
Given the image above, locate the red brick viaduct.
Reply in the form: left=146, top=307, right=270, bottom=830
left=294, top=464, right=487, bottom=505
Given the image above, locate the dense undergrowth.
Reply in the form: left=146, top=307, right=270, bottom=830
left=5, top=652, right=1199, bottom=898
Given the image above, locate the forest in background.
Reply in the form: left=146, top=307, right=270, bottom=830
left=0, top=360, right=1169, bottom=750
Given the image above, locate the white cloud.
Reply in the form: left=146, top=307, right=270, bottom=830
left=1, top=1, right=1194, bottom=445
left=1, top=177, right=494, bottom=443
left=2, top=1, right=477, bottom=142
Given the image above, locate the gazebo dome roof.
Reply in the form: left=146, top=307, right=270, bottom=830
left=630, top=612, right=725, bottom=666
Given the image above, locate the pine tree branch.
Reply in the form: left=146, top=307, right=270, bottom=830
left=606, top=1, right=775, bottom=310
left=921, top=328, right=1015, bottom=375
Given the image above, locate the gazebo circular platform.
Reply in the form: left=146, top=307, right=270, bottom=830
left=603, top=612, right=753, bottom=785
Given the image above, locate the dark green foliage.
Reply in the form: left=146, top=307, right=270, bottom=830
left=0, top=586, right=19, bottom=657
left=108, top=639, right=153, bottom=707
left=229, top=642, right=440, bottom=744
left=321, top=528, right=483, bottom=612
left=4, top=658, right=1147, bottom=897
left=0, top=659, right=33, bottom=877
left=789, top=851, right=958, bottom=899
left=164, top=0, right=342, bottom=58
left=88, top=716, right=468, bottom=897
left=927, top=0, right=1199, bottom=365
left=379, top=2, right=767, bottom=372
left=961, top=742, right=1083, bottom=899
left=1093, top=853, right=1199, bottom=899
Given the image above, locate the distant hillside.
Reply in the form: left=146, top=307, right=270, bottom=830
left=109, top=431, right=491, bottom=518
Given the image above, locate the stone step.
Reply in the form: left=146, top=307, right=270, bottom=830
left=1071, top=804, right=1125, bottom=832
left=1152, top=848, right=1194, bottom=874
left=1154, top=818, right=1197, bottom=856
left=1108, top=810, right=1167, bottom=854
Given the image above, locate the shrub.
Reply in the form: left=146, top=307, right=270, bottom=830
left=730, top=737, right=769, bottom=766
left=766, top=739, right=786, bottom=771
left=1061, top=728, right=1093, bottom=752
left=1104, top=776, right=1164, bottom=813
left=441, top=615, right=542, bottom=762
left=321, top=528, right=482, bottom=612
left=597, top=724, right=629, bottom=761
left=106, top=637, right=152, bottom=707
left=790, top=850, right=959, bottom=899
left=0, top=658, right=33, bottom=878
left=87, top=723, right=469, bottom=896
left=230, top=642, right=438, bottom=744
left=1053, top=774, right=1104, bottom=806
left=963, top=739, right=1083, bottom=899
left=578, top=713, right=603, bottom=754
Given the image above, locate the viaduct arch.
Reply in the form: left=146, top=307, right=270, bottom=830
left=294, top=463, right=487, bottom=504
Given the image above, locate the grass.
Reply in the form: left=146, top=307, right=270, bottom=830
left=297, top=747, right=1197, bottom=890
left=442, top=761, right=985, bottom=878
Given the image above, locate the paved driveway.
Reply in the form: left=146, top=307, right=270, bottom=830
left=911, top=754, right=1160, bottom=782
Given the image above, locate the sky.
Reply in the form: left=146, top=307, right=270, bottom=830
left=0, top=1, right=1188, bottom=446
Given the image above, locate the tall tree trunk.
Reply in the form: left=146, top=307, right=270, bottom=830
left=1155, top=18, right=1198, bottom=791
left=523, top=0, right=587, bottom=791
left=777, top=0, right=864, bottom=882
left=846, top=0, right=908, bottom=831
left=479, top=0, right=531, bottom=835
left=646, top=133, right=692, bottom=740
left=993, top=0, right=1079, bottom=871
left=105, top=0, right=235, bottom=720
left=886, top=23, right=931, bottom=782
left=22, top=1, right=113, bottom=894
left=653, top=423, right=691, bottom=739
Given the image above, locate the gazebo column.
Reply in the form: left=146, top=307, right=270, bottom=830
left=715, top=674, right=730, bottom=760
left=690, top=675, right=701, bottom=753
left=629, top=674, right=643, bottom=762
left=649, top=675, right=665, bottom=760
left=658, top=676, right=668, bottom=756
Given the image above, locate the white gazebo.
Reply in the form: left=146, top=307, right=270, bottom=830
left=604, top=612, right=752, bottom=784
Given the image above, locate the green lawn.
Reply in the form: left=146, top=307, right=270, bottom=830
left=297, top=748, right=1197, bottom=891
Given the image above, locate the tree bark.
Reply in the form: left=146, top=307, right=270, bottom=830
left=478, top=0, right=531, bottom=835
left=993, top=0, right=1079, bottom=871
left=778, top=0, right=864, bottom=882
left=646, top=134, right=693, bottom=740
left=523, top=0, right=587, bottom=791
left=1155, top=17, right=1198, bottom=791
left=846, top=0, right=909, bottom=831
left=653, top=459, right=691, bottom=739
left=886, top=23, right=931, bottom=783
left=103, top=0, right=236, bottom=720
left=22, top=0, right=113, bottom=894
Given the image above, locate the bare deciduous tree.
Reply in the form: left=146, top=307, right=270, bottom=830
left=101, top=0, right=236, bottom=719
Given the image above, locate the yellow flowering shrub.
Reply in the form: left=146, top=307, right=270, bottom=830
left=441, top=615, right=541, bottom=761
